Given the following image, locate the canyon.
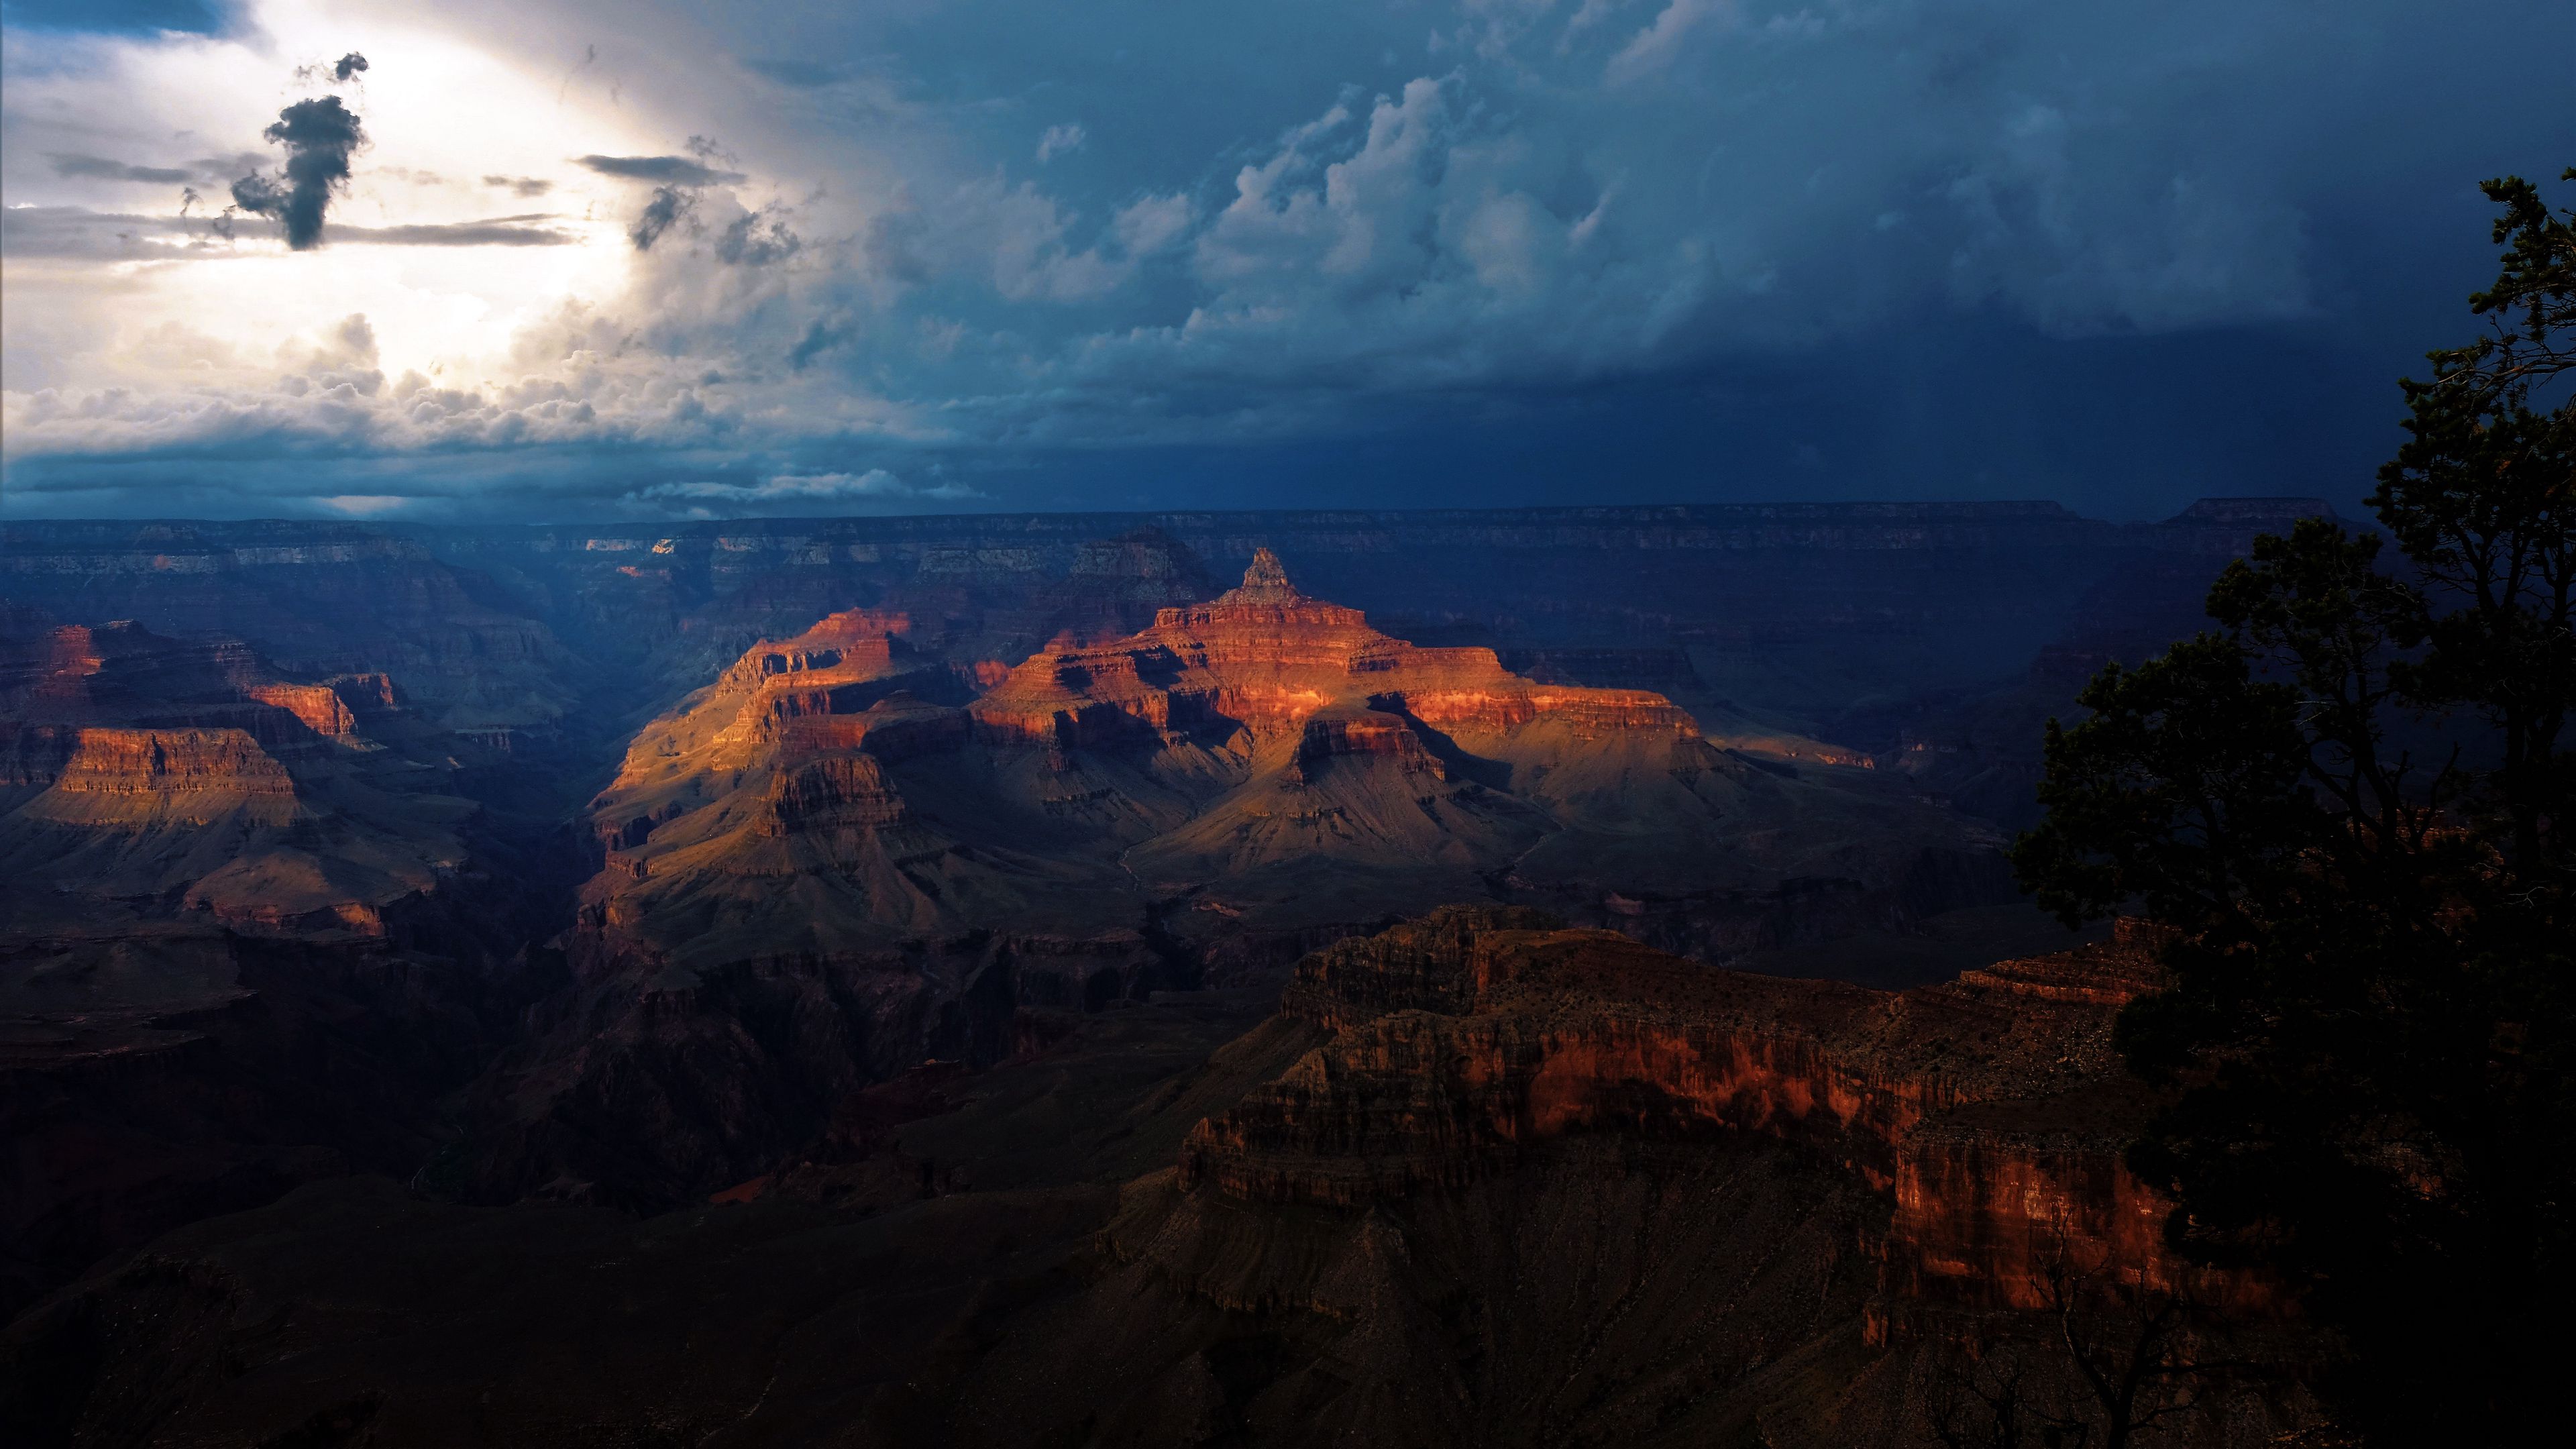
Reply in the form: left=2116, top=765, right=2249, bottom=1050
left=0, top=501, right=2333, bottom=1442
left=2, top=910, right=2302, bottom=1446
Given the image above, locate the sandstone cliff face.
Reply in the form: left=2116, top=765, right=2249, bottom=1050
left=1173, top=910, right=2236, bottom=1326
left=36, top=727, right=294, bottom=810
left=916, top=914, right=2292, bottom=1448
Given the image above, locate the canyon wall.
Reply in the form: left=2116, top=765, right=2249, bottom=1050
left=1171, top=908, right=2238, bottom=1324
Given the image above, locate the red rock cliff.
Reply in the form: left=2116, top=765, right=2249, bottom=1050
left=1179, top=910, right=2253, bottom=1329
left=970, top=549, right=1703, bottom=751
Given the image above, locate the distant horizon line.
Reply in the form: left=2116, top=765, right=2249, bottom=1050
left=0, top=494, right=2347, bottom=533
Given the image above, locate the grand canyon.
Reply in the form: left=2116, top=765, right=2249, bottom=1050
left=3, top=502, right=2337, bottom=1443
left=9, top=7, right=2563, bottom=1434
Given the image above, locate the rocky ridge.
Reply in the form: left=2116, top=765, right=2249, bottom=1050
left=1171, top=908, right=2233, bottom=1326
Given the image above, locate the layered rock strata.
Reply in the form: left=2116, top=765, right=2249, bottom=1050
left=1172, top=908, right=2242, bottom=1325
left=928, top=912, right=2294, bottom=1446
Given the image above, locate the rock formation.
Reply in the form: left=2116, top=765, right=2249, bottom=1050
left=1174, top=908, right=2235, bottom=1324
left=0, top=616, right=560, bottom=1320
left=478, top=553, right=2006, bottom=1211
left=948, top=909, right=2290, bottom=1446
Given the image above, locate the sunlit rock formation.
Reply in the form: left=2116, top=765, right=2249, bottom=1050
left=473, top=552, right=2012, bottom=1211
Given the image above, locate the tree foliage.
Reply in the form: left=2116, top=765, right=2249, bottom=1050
left=2011, top=172, right=2575, bottom=1443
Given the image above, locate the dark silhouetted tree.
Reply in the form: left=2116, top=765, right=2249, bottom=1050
left=2011, top=171, right=2573, bottom=1444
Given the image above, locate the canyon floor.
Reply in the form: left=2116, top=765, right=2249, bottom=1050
left=0, top=503, right=2332, bottom=1445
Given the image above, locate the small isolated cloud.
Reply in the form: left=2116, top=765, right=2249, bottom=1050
left=49, top=154, right=193, bottom=184
left=229, top=95, right=366, bottom=250
left=632, top=470, right=985, bottom=508
left=483, top=174, right=553, bottom=197
left=576, top=154, right=745, bottom=186
left=293, top=50, right=372, bottom=86
left=1036, top=123, right=1086, bottom=164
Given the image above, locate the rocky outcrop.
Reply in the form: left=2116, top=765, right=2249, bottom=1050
left=761, top=754, right=910, bottom=834
left=1286, top=707, right=1445, bottom=782
left=969, top=549, right=1699, bottom=749
left=23, top=729, right=297, bottom=824
left=1173, top=910, right=2245, bottom=1327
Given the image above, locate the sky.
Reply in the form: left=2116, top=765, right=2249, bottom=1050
left=0, top=0, right=2567, bottom=523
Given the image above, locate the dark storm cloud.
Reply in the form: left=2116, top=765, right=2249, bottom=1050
left=575, top=154, right=744, bottom=186
left=229, top=95, right=365, bottom=250
left=48, top=153, right=193, bottom=184
left=629, top=184, right=697, bottom=250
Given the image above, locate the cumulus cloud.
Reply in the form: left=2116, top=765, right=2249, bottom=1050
left=1036, top=123, right=1085, bottom=163
left=229, top=95, right=366, bottom=250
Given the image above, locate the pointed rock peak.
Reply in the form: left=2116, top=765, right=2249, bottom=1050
left=1238, top=547, right=1295, bottom=596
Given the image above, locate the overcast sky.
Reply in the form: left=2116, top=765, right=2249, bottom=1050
left=1, top=0, right=2567, bottom=522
